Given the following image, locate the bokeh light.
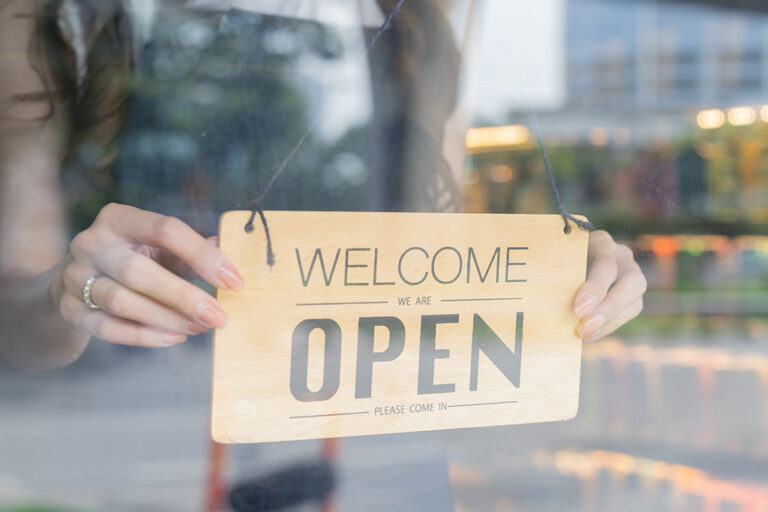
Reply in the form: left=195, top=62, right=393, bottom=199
left=697, top=109, right=725, bottom=129
left=728, top=106, right=756, bottom=126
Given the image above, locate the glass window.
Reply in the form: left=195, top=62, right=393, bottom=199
left=1, top=0, right=766, bottom=510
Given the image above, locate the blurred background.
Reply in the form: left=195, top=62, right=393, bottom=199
left=3, top=0, right=768, bottom=510
left=454, top=0, right=768, bottom=510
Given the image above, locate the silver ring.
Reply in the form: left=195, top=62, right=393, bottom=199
left=83, top=275, right=100, bottom=309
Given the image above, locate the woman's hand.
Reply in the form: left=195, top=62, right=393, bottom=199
left=51, top=203, right=244, bottom=348
left=573, top=230, right=646, bottom=342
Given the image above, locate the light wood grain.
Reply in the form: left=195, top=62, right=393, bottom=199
left=212, top=211, right=589, bottom=443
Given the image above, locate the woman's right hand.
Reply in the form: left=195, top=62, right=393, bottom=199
left=50, top=203, right=244, bottom=348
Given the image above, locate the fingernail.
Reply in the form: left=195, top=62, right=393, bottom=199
left=197, top=301, right=229, bottom=328
left=216, top=262, right=244, bottom=290
left=162, top=333, right=187, bottom=346
left=185, top=322, right=211, bottom=335
left=577, top=313, right=605, bottom=340
left=574, top=294, right=598, bottom=317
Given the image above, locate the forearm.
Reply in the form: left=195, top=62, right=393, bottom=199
left=0, top=262, right=90, bottom=371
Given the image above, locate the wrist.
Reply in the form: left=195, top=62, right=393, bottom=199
left=0, top=259, right=90, bottom=370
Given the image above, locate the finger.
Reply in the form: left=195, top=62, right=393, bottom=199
left=141, top=244, right=198, bottom=280
left=145, top=236, right=221, bottom=280
left=614, top=243, right=642, bottom=276
left=96, top=204, right=243, bottom=290
left=581, top=298, right=644, bottom=343
left=58, top=293, right=188, bottom=348
left=576, top=260, right=645, bottom=332
left=576, top=247, right=645, bottom=338
left=61, top=265, right=210, bottom=335
left=92, top=277, right=211, bottom=335
left=92, top=246, right=231, bottom=329
left=574, top=232, right=619, bottom=318
left=576, top=271, right=644, bottom=340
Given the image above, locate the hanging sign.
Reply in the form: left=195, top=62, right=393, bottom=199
left=211, top=211, right=589, bottom=443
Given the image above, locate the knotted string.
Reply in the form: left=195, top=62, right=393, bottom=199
left=529, top=111, right=595, bottom=234
left=245, top=0, right=407, bottom=266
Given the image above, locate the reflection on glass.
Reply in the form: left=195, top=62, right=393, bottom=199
left=1, top=0, right=767, bottom=510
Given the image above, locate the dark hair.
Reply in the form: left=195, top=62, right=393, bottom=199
left=374, top=0, right=463, bottom=211
left=28, top=0, right=132, bottom=189
left=22, top=0, right=463, bottom=211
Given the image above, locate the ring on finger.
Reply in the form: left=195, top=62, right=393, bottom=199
left=83, top=275, right=102, bottom=309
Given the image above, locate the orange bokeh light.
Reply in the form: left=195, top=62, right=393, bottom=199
left=651, top=237, right=679, bottom=256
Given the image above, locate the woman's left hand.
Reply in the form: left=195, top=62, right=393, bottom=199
left=573, top=230, right=647, bottom=342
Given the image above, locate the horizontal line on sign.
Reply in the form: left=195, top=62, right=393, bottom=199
left=289, top=411, right=369, bottom=419
left=440, top=297, right=523, bottom=303
left=296, top=301, right=389, bottom=306
left=447, top=401, right=518, bottom=408
left=508, top=247, right=529, bottom=250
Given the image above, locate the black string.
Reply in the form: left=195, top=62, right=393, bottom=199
left=254, top=209, right=274, bottom=266
left=243, top=1, right=589, bottom=268
left=245, top=0, right=407, bottom=266
left=529, top=112, right=594, bottom=234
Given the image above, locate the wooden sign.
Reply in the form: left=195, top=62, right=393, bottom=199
left=211, top=211, right=589, bottom=443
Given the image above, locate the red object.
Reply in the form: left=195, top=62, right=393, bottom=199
left=322, top=438, right=339, bottom=512
left=204, top=440, right=228, bottom=512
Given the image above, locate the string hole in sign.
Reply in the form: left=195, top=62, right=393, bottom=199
left=244, top=222, right=255, bottom=233
left=563, top=223, right=572, bottom=235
